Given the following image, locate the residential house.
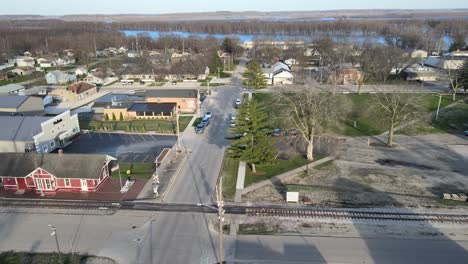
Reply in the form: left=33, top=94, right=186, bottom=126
left=83, top=72, right=117, bottom=86
left=0, top=152, right=114, bottom=194
left=15, top=56, right=35, bottom=68
left=103, top=102, right=176, bottom=121
left=45, top=70, right=77, bottom=85
left=0, top=110, right=79, bottom=153
left=335, top=69, right=364, bottom=85
left=50, top=82, right=97, bottom=103
left=0, top=84, right=25, bottom=95
left=55, top=56, right=75, bottom=66
left=146, top=89, right=199, bottom=113
left=127, top=50, right=142, bottom=58
left=263, top=62, right=294, bottom=85
left=11, top=67, right=35, bottom=76
left=23, top=51, right=32, bottom=57
left=0, top=71, right=8, bottom=81
left=0, top=95, right=44, bottom=115
left=424, top=56, right=465, bottom=70
left=402, top=64, right=438, bottom=81
left=411, top=50, right=428, bottom=59
left=0, top=62, right=15, bottom=71
left=75, top=67, right=88, bottom=76
left=304, top=48, right=320, bottom=57
left=284, top=58, right=298, bottom=67
left=37, top=58, right=55, bottom=68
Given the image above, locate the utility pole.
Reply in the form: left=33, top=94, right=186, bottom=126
left=48, top=224, right=62, bottom=262
left=93, top=38, right=97, bottom=59
left=175, top=107, right=180, bottom=151
left=217, top=67, right=220, bottom=79
left=217, top=176, right=225, bottom=264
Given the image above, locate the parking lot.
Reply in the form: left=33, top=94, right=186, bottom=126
left=62, top=132, right=176, bottom=163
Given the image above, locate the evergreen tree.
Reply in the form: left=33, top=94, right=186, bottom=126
left=112, top=113, right=116, bottom=121
left=229, top=99, right=276, bottom=173
left=449, top=34, right=467, bottom=52
left=119, top=112, right=124, bottom=121
left=459, top=60, right=468, bottom=93
left=245, top=61, right=267, bottom=90
left=104, top=113, right=109, bottom=121
left=208, top=51, right=223, bottom=74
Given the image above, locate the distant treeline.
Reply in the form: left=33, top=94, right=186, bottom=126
left=0, top=18, right=467, bottom=57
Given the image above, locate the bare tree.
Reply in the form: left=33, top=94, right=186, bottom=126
left=275, top=85, right=348, bottom=161
left=371, top=91, right=425, bottom=146
left=447, top=57, right=462, bottom=101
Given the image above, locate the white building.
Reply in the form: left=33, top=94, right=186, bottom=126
left=424, top=56, right=465, bottom=70
left=15, top=56, right=35, bottom=68
left=411, top=50, right=428, bottom=59
left=263, top=62, right=294, bottom=85
left=45, top=70, right=77, bottom=85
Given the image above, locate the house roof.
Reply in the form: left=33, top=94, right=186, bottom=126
left=68, top=82, right=96, bottom=94
left=0, top=84, right=25, bottom=94
left=145, top=89, right=198, bottom=99
left=0, top=153, right=111, bottom=179
left=0, top=95, right=29, bottom=109
left=0, top=116, right=49, bottom=141
left=128, top=102, right=176, bottom=113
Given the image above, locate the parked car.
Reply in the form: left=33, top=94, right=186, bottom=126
left=272, top=128, right=282, bottom=137
left=230, top=114, right=236, bottom=121
left=235, top=99, right=241, bottom=108
left=201, top=117, right=210, bottom=127
left=195, top=123, right=205, bottom=133
left=171, top=80, right=177, bottom=85
left=204, top=112, right=213, bottom=119
left=128, top=90, right=136, bottom=94
left=229, top=120, right=236, bottom=127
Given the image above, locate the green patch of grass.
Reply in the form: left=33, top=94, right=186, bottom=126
left=0, top=72, right=45, bottom=86
left=0, top=251, right=114, bottom=264
left=436, top=198, right=468, bottom=207
left=245, top=155, right=323, bottom=186
left=313, top=160, right=334, bottom=170
left=239, top=223, right=277, bottom=235
left=200, top=83, right=224, bottom=87
left=148, top=82, right=165, bottom=86
left=79, top=116, right=192, bottom=133
left=111, top=162, right=154, bottom=179
left=43, top=65, right=75, bottom=71
left=221, top=155, right=240, bottom=201
left=192, top=117, right=203, bottom=127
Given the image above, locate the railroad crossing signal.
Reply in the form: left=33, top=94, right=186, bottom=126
left=126, top=169, right=131, bottom=175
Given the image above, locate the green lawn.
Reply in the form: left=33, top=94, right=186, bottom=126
left=244, top=155, right=321, bottom=186
left=221, top=155, right=240, bottom=201
left=111, top=162, right=154, bottom=179
left=200, top=83, right=224, bottom=87
left=0, top=72, right=45, bottom=86
left=43, top=65, right=75, bottom=71
left=79, top=116, right=192, bottom=133
left=0, top=251, right=114, bottom=264
left=255, top=93, right=460, bottom=137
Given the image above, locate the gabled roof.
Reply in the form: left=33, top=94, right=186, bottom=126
left=0, top=153, right=112, bottom=179
left=0, top=84, right=25, bottom=94
left=0, top=116, right=49, bottom=141
left=0, top=95, right=29, bottom=109
left=145, top=89, right=198, bottom=98
left=68, top=82, right=96, bottom=94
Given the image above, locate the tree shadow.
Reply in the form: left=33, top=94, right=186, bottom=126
left=333, top=178, right=468, bottom=263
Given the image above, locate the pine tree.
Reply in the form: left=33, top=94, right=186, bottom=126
left=104, top=113, right=109, bottom=121
left=229, top=99, right=276, bottom=173
left=112, top=113, right=116, bottom=121
left=459, top=60, right=468, bottom=93
left=245, top=61, right=267, bottom=90
left=208, top=51, right=223, bottom=74
left=119, top=112, right=124, bottom=121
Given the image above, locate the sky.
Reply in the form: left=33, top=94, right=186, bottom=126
left=2, top=0, right=468, bottom=16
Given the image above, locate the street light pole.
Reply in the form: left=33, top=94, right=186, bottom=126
left=48, top=224, right=62, bottom=262
left=217, top=176, right=224, bottom=264
left=435, top=93, right=442, bottom=121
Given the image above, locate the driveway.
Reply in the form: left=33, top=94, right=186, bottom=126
left=62, top=132, right=176, bottom=163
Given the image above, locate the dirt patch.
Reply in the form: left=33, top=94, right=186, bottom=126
left=244, top=134, right=468, bottom=209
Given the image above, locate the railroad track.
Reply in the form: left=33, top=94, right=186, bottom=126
left=0, top=198, right=120, bottom=211
left=244, top=207, right=468, bottom=224
left=2, top=198, right=468, bottom=224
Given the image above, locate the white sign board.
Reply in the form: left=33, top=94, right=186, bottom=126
left=111, top=164, right=119, bottom=172
left=286, top=192, right=299, bottom=203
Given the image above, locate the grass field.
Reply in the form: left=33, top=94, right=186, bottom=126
left=221, top=155, right=240, bottom=201
left=244, top=155, right=319, bottom=186
left=0, top=251, right=115, bottom=264
left=111, top=162, right=154, bottom=179
left=255, top=93, right=460, bottom=137
left=0, top=72, right=45, bottom=86
left=79, top=116, right=192, bottom=133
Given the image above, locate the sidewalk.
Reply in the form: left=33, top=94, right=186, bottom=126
left=241, top=156, right=335, bottom=195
